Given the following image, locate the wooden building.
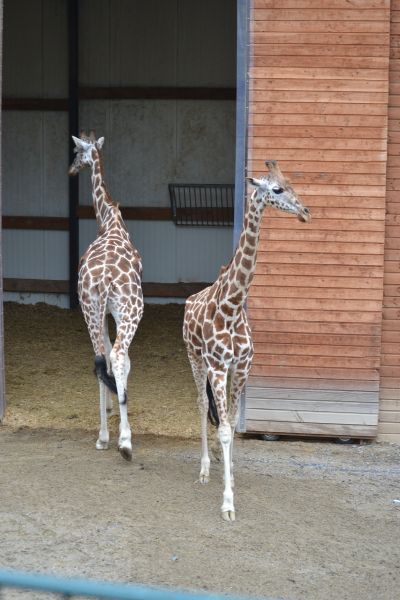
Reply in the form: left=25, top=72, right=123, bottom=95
left=0, top=0, right=399, bottom=440
left=239, top=0, right=400, bottom=443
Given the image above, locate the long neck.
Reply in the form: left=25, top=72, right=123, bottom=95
left=90, top=150, right=114, bottom=228
left=220, top=194, right=263, bottom=308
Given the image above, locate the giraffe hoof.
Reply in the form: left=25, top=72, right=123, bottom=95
left=199, top=474, right=209, bottom=484
left=119, top=445, right=132, bottom=461
left=96, top=439, right=109, bottom=450
left=222, top=510, right=236, bottom=522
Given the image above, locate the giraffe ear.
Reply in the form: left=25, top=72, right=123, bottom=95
left=72, top=136, right=91, bottom=151
left=96, top=137, right=105, bottom=149
left=247, top=177, right=261, bottom=187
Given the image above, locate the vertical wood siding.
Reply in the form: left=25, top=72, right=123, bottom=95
left=379, top=0, right=400, bottom=442
left=245, top=0, right=391, bottom=437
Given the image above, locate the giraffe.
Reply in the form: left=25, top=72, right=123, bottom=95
left=69, top=131, right=143, bottom=461
left=183, top=160, right=311, bottom=521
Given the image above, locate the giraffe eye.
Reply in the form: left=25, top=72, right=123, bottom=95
left=273, top=187, right=284, bottom=194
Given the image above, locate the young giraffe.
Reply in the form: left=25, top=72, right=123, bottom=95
left=183, top=160, right=311, bottom=521
left=69, top=131, right=143, bottom=461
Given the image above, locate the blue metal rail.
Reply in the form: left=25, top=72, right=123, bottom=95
left=0, top=570, right=270, bottom=600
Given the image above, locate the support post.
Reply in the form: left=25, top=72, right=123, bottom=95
left=0, top=0, right=5, bottom=421
left=234, top=0, right=250, bottom=433
left=68, top=0, right=79, bottom=309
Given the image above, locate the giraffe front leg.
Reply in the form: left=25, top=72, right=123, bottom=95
left=207, top=368, right=235, bottom=521
left=110, top=349, right=132, bottom=461
left=219, top=421, right=235, bottom=522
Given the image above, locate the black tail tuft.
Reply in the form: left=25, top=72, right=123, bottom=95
left=94, top=355, right=117, bottom=394
left=206, top=379, right=220, bottom=427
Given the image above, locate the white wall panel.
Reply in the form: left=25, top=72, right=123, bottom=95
left=3, top=111, right=68, bottom=217
left=3, top=230, right=68, bottom=279
left=79, top=219, right=232, bottom=284
left=79, top=99, right=235, bottom=207
left=3, top=0, right=67, bottom=98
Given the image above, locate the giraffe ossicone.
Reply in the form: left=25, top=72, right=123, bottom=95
left=183, top=159, right=310, bottom=521
left=69, top=131, right=143, bottom=461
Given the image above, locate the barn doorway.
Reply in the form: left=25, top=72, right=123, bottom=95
left=2, top=0, right=243, bottom=308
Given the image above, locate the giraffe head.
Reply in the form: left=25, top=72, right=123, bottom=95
left=68, top=131, right=105, bottom=176
left=247, top=160, right=311, bottom=223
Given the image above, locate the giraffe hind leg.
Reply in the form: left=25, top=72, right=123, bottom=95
left=187, top=353, right=210, bottom=483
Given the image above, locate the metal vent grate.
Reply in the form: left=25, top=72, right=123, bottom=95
left=169, top=184, right=234, bottom=226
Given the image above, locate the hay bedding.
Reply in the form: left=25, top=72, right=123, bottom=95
left=4, top=302, right=199, bottom=437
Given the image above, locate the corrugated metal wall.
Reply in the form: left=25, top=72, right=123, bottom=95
left=2, top=0, right=236, bottom=307
left=244, top=0, right=390, bottom=438
left=379, top=0, right=400, bottom=442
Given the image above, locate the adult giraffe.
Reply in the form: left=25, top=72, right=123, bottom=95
left=69, top=131, right=143, bottom=461
left=183, top=160, right=311, bottom=521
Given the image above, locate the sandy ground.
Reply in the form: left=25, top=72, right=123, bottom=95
left=1, top=303, right=400, bottom=600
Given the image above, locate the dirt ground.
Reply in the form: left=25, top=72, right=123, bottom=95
left=1, top=303, right=400, bottom=600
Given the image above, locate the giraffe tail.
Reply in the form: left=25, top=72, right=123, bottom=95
left=94, top=355, right=117, bottom=395
left=206, top=379, right=220, bottom=427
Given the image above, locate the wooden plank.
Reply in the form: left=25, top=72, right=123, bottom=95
left=251, top=252, right=384, bottom=268
left=250, top=365, right=379, bottom=381
left=3, top=278, right=69, bottom=294
left=247, top=400, right=378, bottom=414
left=249, top=124, right=388, bottom=140
left=250, top=284, right=383, bottom=299
left=252, top=1, right=390, bottom=10
left=376, top=422, right=400, bottom=434
left=256, top=241, right=384, bottom=254
left=252, top=342, right=380, bottom=358
left=2, top=216, right=69, bottom=230
left=78, top=205, right=173, bottom=221
left=252, top=136, right=387, bottom=150
left=2, top=98, right=68, bottom=111
left=245, top=420, right=377, bottom=437
left=379, top=411, right=400, bottom=423
left=381, top=330, right=400, bottom=342
left=251, top=353, right=380, bottom=370
left=79, top=86, right=236, bottom=101
left=253, top=265, right=384, bottom=279
left=250, top=320, right=381, bottom=336
left=377, top=432, right=400, bottom=442
left=251, top=33, right=389, bottom=47
left=248, top=375, right=379, bottom=392
left=380, top=399, right=400, bottom=411
left=252, top=43, right=389, bottom=58
left=253, top=331, right=381, bottom=346
left=258, top=230, right=385, bottom=243
left=247, top=89, right=387, bottom=103
left=246, top=408, right=378, bottom=426
left=246, top=388, right=378, bottom=402
left=252, top=8, right=390, bottom=22
left=248, top=297, right=383, bottom=312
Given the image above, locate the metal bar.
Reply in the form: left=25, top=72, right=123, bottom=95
left=235, top=0, right=250, bottom=433
left=0, top=0, right=4, bottom=423
left=0, top=570, right=270, bottom=600
left=68, top=0, right=80, bottom=309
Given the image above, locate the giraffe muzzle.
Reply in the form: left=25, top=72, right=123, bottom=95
left=298, top=206, right=311, bottom=223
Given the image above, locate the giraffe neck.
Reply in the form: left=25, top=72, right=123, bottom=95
left=220, top=196, right=264, bottom=309
left=90, top=149, right=114, bottom=229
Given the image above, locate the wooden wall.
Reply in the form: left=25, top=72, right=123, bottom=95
left=244, top=0, right=391, bottom=438
left=379, top=0, right=400, bottom=442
